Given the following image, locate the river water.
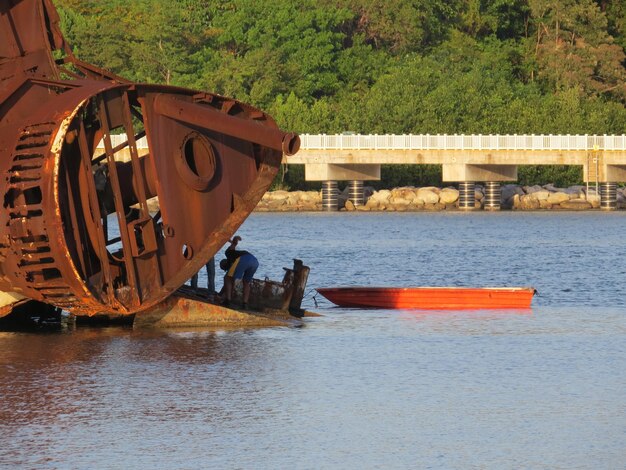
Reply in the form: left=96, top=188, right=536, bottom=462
left=1, top=212, right=625, bottom=469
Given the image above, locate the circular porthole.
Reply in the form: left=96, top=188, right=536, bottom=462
left=175, top=132, right=217, bottom=191
left=182, top=244, right=194, bottom=260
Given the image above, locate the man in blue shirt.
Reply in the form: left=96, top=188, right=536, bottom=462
left=220, top=236, right=258, bottom=309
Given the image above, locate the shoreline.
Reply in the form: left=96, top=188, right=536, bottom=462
left=255, top=184, right=626, bottom=212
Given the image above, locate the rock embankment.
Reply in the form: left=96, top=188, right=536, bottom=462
left=255, top=184, right=626, bottom=211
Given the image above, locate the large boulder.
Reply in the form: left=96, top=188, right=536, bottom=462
left=416, top=188, right=439, bottom=204
left=524, top=185, right=544, bottom=194
left=586, top=193, right=601, bottom=208
left=365, top=198, right=380, bottom=209
left=266, top=190, right=289, bottom=201
left=299, top=191, right=321, bottom=203
left=566, top=187, right=584, bottom=199
left=502, top=184, right=524, bottom=201
left=298, top=203, right=318, bottom=211
left=391, top=187, right=418, bottom=201
left=518, top=194, right=541, bottom=210
left=391, top=197, right=413, bottom=207
left=267, top=199, right=287, bottom=210
left=423, top=202, right=445, bottom=211
left=543, top=184, right=562, bottom=192
left=547, top=191, right=570, bottom=205
left=559, top=199, right=592, bottom=210
left=287, top=191, right=304, bottom=205
left=370, top=190, right=391, bottom=203
left=532, top=190, right=550, bottom=201
left=439, top=188, right=459, bottom=204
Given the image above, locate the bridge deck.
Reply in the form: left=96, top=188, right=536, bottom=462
left=100, top=133, right=626, bottom=182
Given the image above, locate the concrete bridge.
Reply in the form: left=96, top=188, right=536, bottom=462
left=287, top=134, right=626, bottom=210
left=101, top=133, right=626, bottom=210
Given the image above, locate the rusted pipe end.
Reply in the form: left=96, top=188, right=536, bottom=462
left=282, top=133, right=300, bottom=156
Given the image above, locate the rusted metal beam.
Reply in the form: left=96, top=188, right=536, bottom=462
left=153, top=95, right=300, bottom=156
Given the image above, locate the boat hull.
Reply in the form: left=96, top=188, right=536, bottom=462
left=316, top=287, right=535, bottom=310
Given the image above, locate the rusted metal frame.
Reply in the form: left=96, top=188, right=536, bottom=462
left=120, top=92, right=150, bottom=216
left=0, top=75, right=28, bottom=107
left=54, top=65, right=83, bottom=81
left=154, top=95, right=300, bottom=156
left=93, top=130, right=146, bottom=164
left=76, top=120, right=117, bottom=306
left=137, top=95, right=170, bottom=243
left=28, top=78, right=82, bottom=88
left=55, top=55, right=127, bottom=83
left=130, top=105, right=144, bottom=123
left=1, top=7, right=24, bottom=56
left=63, top=168, right=88, bottom=278
left=97, top=95, right=141, bottom=305
left=120, top=90, right=162, bottom=285
left=42, top=0, right=70, bottom=52
left=33, top=0, right=61, bottom=79
left=70, top=57, right=130, bottom=84
left=54, top=57, right=91, bottom=81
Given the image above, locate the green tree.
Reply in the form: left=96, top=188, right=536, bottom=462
left=130, top=0, right=199, bottom=84
left=527, top=0, right=626, bottom=101
left=329, top=0, right=462, bottom=53
left=602, top=0, right=626, bottom=50
left=56, top=0, right=135, bottom=76
left=460, top=0, right=530, bottom=39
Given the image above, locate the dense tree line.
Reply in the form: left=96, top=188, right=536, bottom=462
left=54, top=0, right=626, bottom=189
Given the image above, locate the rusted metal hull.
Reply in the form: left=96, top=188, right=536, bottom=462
left=0, top=1, right=300, bottom=319
left=229, top=259, right=310, bottom=313
left=133, top=294, right=303, bottom=329
left=134, top=259, right=312, bottom=328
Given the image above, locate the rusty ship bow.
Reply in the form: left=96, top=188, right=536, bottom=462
left=0, top=0, right=299, bottom=319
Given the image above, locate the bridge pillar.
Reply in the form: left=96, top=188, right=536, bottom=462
left=600, top=182, right=617, bottom=211
left=348, top=180, right=364, bottom=207
left=322, top=181, right=339, bottom=211
left=458, top=182, right=476, bottom=210
left=483, top=182, right=501, bottom=211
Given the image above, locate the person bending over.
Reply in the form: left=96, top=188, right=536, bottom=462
left=221, top=236, right=258, bottom=309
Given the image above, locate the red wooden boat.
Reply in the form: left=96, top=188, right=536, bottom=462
left=316, top=287, right=535, bottom=310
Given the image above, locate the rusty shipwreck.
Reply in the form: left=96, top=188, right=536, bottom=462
left=0, top=0, right=307, bottom=327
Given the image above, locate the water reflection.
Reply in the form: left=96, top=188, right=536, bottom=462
left=0, top=327, right=272, bottom=431
left=1, top=213, right=625, bottom=468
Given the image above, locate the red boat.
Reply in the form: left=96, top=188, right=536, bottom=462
left=316, top=287, right=535, bottom=310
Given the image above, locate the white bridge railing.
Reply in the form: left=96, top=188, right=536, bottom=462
left=101, top=134, right=626, bottom=151
left=300, top=134, right=626, bottom=151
